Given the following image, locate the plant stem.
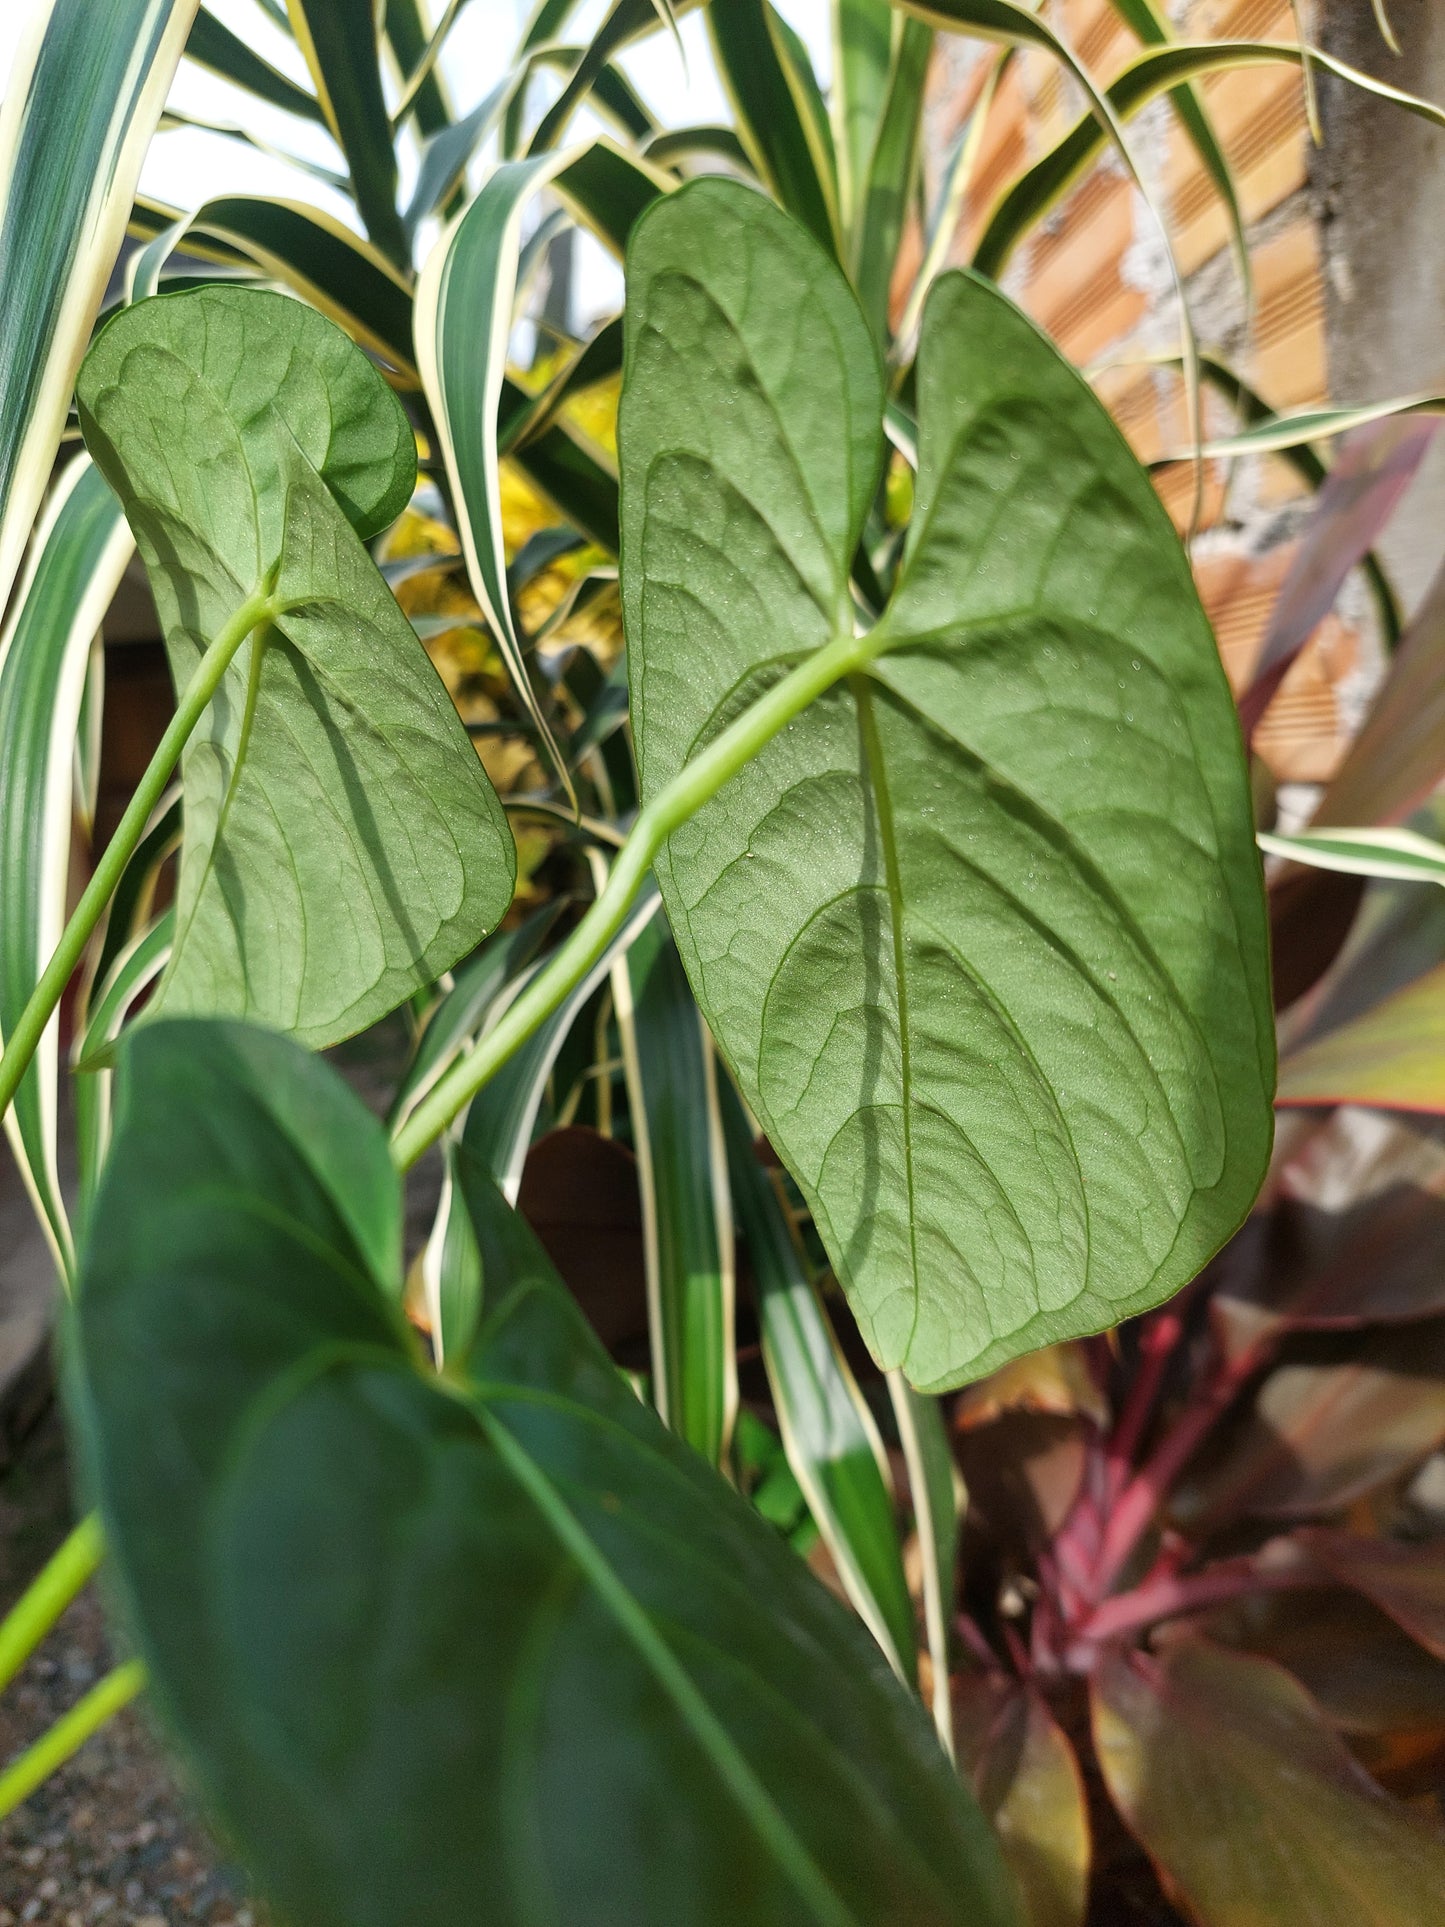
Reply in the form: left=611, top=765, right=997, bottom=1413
left=1090, top=1333, right=1271, bottom=1599
left=0, top=1660, right=145, bottom=1821
left=0, top=1515, right=105, bottom=1697
left=390, top=629, right=871, bottom=1169
left=0, top=586, right=280, bottom=1137
left=1072, top=1556, right=1316, bottom=1650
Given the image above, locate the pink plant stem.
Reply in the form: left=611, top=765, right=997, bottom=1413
left=1000, top=1617, right=1033, bottom=1679
left=1073, top=1558, right=1317, bottom=1647
left=1104, top=1300, right=1191, bottom=1492
left=1089, top=1334, right=1271, bottom=1600
left=955, top=1613, right=998, bottom=1672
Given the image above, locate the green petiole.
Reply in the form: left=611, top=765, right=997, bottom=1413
left=0, top=583, right=281, bottom=1168
left=389, top=627, right=873, bottom=1170
left=0, top=1515, right=105, bottom=1698
left=0, top=1660, right=145, bottom=1821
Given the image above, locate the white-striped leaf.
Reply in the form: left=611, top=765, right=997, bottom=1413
left=721, top=1077, right=917, bottom=1685
left=888, top=1374, right=962, bottom=1757
left=415, top=142, right=667, bottom=805
left=0, top=0, right=195, bottom=621
left=614, top=915, right=737, bottom=1468
left=1260, top=826, right=1445, bottom=887
left=0, top=456, right=133, bottom=1273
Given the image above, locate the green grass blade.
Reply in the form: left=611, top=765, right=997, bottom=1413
left=404, top=75, right=516, bottom=239
left=615, top=917, right=737, bottom=1468
left=526, top=0, right=694, bottom=152
left=458, top=879, right=661, bottom=1199
left=389, top=901, right=566, bottom=1130
left=1259, top=827, right=1445, bottom=886
left=551, top=136, right=674, bottom=255
left=1165, top=393, right=1445, bottom=461
left=0, top=457, right=134, bottom=1275
left=131, top=191, right=417, bottom=373
left=722, top=1078, right=917, bottom=1683
left=0, top=0, right=194, bottom=623
left=897, top=49, right=1007, bottom=350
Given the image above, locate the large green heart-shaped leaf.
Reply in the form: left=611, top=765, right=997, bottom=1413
left=77, top=287, right=514, bottom=1047
left=620, top=178, right=1273, bottom=1390
left=69, top=1018, right=1019, bottom=1927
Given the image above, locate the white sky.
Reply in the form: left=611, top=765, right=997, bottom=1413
left=1, top=0, right=829, bottom=327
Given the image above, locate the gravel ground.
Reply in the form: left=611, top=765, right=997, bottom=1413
left=0, top=1414, right=259, bottom=1924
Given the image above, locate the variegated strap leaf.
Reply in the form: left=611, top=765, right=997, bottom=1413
left=614, top=916, right=737, bottom=1469
left=415, top=140, right=668, bottom=807
left=0, top=0, right=196, bottom=620
left=0, top=457, right=134, bottom=1272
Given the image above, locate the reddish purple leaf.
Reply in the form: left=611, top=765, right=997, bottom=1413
left=1211, top=1109, right=1445, bottom=1356
left=955, top=1673, right=1090, bottom=1927
left=1240, top=417, right=1438, bottom=742
left=1093, top=1638, right=1445, bottom=1925
left=1304, top=1529, right=1445, bottom=1661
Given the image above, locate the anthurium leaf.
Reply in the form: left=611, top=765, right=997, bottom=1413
left=71, top=1017, right=1022, bottom=1927
left=77, top=285, right=515, bottom=1048
left=1092, top=1639, right=1445, bottom=1926
left=621, top=177, right=1273, bottom=1392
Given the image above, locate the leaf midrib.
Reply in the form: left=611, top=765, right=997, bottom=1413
left=471, top=1399, right=860, bottom=1927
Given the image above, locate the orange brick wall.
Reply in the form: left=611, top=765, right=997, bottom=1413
left=920, top=0, right=1372, bottom=788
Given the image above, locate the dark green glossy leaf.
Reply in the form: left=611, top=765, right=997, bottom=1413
left=77, top=286, right=514, bottom=1047
left=1093, top=1639, right=1445, bottom=1925
left=621, top=178, right=1273, bottom=1390
left=72, top=1017, right=1021, bottom=1927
